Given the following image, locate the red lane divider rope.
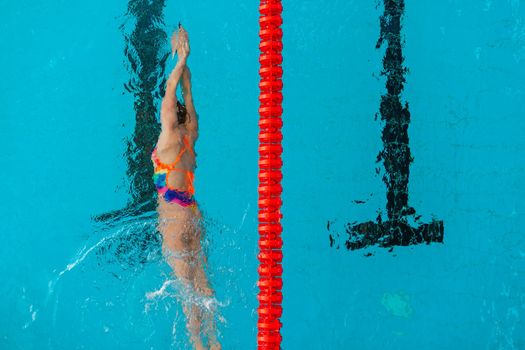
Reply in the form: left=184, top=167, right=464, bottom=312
left=257, top=1, right=283, bottom=349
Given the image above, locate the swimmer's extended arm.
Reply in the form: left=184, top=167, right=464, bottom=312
left=160, top=27, right=189, bottom=131
left=181, top=66, right=198, bottom=135
left=160, top=60, right=185, bottom=130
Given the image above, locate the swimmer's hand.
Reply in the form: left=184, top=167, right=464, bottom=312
left=177, top=26, right=190, bottom=63
left=170, top=30, right=179, bottom=59
left=171, top=25, right=190, bottom=60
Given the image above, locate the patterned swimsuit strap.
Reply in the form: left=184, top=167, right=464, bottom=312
left=153, top=135, right=193, bottom=170
left=182, top=135, right=195, bottom=157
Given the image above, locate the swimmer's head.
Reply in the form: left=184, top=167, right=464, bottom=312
left=177, top=101, right=187, bottom=124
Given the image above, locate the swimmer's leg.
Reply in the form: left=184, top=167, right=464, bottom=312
left=187, top=218, right=221, bottom=349
left=160, top=222, right=194, bottom=284
left=182, top=302, right=205, bottom=350
left=186, top=207, right=213, bottom=296
left=158, top=219, right=207, bottom=348
left=190, top=254, right=221, bottom=349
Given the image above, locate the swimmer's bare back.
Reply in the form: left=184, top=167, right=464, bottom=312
left=154, top=26, right=199, bottom=208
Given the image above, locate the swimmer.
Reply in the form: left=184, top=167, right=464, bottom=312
left=152, top=25, right=220, bottom=350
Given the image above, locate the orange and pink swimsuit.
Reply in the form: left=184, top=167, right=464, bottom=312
left=151, top=135, right=196, bottom=207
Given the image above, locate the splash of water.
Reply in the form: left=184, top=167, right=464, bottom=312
left=38, top=209, right=243, bottom=348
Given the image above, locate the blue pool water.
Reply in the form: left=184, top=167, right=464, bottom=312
left=1, top=0, right=524, bottom=349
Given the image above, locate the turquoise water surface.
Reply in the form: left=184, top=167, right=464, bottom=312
left=1, top=0, right=525, bottom=349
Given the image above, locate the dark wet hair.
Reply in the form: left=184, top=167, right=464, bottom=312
left=177, top=101, right=187, bottom=125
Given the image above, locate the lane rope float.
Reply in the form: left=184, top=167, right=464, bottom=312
left=257, top=1, right=283, bottom=349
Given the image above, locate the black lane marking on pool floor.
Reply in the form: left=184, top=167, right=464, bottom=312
left=90, top=0, right=170, bottom=267
left=93, top=0, right=169, bottom=223
left=329, top=0, right=444, bottom=251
